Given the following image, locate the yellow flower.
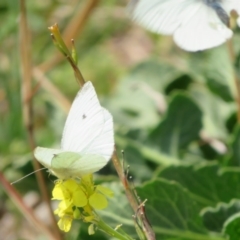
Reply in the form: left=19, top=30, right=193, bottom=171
left=52, top=175, right=114, bottom=233
left=57, top=215, right=73, bottom=232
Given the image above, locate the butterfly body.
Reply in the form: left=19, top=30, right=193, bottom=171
left=34, top=82, right=114, bottom=179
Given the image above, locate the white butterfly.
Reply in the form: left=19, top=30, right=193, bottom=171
left=34, top=81, right=114, bottom=179
left=128, top=0, right=240, bottom=51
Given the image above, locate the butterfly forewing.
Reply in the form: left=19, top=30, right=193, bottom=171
left=61, top=81, right=106, bottom=152
left=130, top=0, right=196, bottom=35
left=80, top=108, right=114, bottom=161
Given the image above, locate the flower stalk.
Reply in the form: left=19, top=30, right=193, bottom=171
left=48, top=23, right=85, bottom=86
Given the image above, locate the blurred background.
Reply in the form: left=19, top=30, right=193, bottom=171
left=1, top=0, right=240, bottom=239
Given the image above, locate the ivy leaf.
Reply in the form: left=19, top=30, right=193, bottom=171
left=98, top=182, right=136, bottom=238
left=189, top=84, right=234, bottom=140
left=226, top=126, right=240, bottom=166
left=150, top=93, right=202, bottom=157
left=223, top=213, right=240, bottom=240
left=136, top=179, right=224, bottom=240
left=159, top=162, right=240, bottom=206
left=201, top=200, right=240, bottom=232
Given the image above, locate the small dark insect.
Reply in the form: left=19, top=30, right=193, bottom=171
left=82, top=114, right=87, bottom=119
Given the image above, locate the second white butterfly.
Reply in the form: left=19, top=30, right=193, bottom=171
left=128, top=0, right=240, bottom=51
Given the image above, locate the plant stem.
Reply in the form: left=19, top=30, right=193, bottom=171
left=112, top=149, right=156, bottom=240
left=19, top=1, right=63, bottom=239
left=227, top=39, right=240, bottom=123
left=49, top=24, right=85, bottom=86
left=38, top=0, right=100, bottom=73
left=98, top=218, right=134, bottom=240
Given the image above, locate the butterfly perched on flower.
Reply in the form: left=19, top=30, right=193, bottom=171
left=34, top=81, right=114, bottom=179
left=128, top=0, right=240, bottom=51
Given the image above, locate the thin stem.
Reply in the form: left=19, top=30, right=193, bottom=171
left=98, top=218, right=134, bottom=240
left=31, top=0, right=99, bottom=108
left=112, top=149, right=156, bottom=240
left=49, top=24, right=85, bottom=86
left=227, top=39, right=240, bottom=122
left=19, top=1, right=62, bottom=239
left=38, top=0, right=100, bottom=73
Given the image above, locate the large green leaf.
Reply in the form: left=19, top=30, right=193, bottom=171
left=159, top=162, right=240, bottom=206
left=189, top=84, right=235, bottom=139
left=226, top=126, right=240, bottom=166
left=201, top=200, right=240, bottom=232
left=150, top=93, right=202, bottom=157
left=223, top=213, right=240, bottom=240
left=136, top=179, right=224, bottom=240
left=98, top=182, right=136, bottom=238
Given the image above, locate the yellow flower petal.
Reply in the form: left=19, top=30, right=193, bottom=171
left=81, top=174, right=93, bottom=185
left=58, top=216, right=73, bottom=232
left=63, top=179, right=79, bottom=192
left=55, top=200, right=73, bottom=217
left=73, top=189, right=88, bottom=207
left=95, top=185, right=114, bottom=197
left=52, top=182, right=69, bottom=200
left=89, top=192, right=108, bottom=210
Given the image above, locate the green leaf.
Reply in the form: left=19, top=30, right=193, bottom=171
left=226, top=126, right=240, bottom=166
left=107, top=78, right=161, bottom=129
left=150, top=93, right=202, bottom=157
left=98, top=182, right=137, bottom=238
left=223, top=213, right=240, bottom=240
left=106, top=59, right=184, bottom=130
left=189, top=84, right=234, bottom=139
left=126, top=59, right=183, bottom=91
left=206, top=78, right=233, bottom=102
left=136, top=179, right=224, bottom=240
left=204, top=47, right=235, bottom=100
left=159, top=162, right=240, bottom=207
left=201, top=200, right=240, bottom=232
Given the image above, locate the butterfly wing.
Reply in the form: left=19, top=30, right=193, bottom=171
left=80, top=108, right=114, bottom=160
left=51, top=152, right=107, bottom=178
left=34, top=147, right=65, bottom=176
left=174, top=3, right=232, bottom=51
left=129, top=0, right=199, bottom=35
left=61, top=81, right=114, bottom=161
left=61, top=81, right=103, bottom=152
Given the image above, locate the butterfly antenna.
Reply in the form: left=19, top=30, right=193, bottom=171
left=11, top=168, right=47, bottom=185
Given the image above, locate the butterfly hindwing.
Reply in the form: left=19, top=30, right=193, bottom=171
left=51, top=152, right=107, bottom=178
left=34, top=147, right=65, bottom=170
